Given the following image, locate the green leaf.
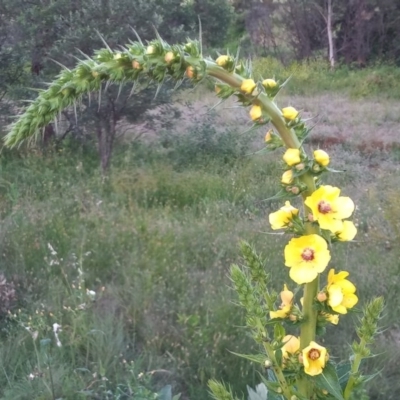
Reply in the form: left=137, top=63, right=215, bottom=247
left=315, top=362, right=344, bottom=400
left=274, top=324, right=286, bottom=341
left=336, top=362, right=351, bottom=390
left=158, top=385, right=172, bottom=400
left=229, top=351, right=266, bottom=365
left=247, top=383, right=268, bottom=400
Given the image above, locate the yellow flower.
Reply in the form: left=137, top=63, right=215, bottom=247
left=262, top=78, right=277, bottom=89
left=281, top=170, right=294, bottom=185
left=269, top=201, right=299, bottom=230
left=313, top=149, right=330, bottom=167
left=265, top=130, right=272, bottom=142
left=325, top=313, right=339, bottom=325
left=327, top=269, right=358, bottom=314
left=302, top=341, right=328, bottom=376
left=216, top=55, right=230, bottom=67
left=270, top=284, right=293, bottom=319
left=241, top=79, right=257, bottom=94
left=304, top=185, right=355, bottom=233
left=283, top=148, right=301, bottom=166
left=336, top=220, right=357, bottom=241
left=249, top=105, right=262, bottom=121
left=284, top=235, right=331, bottom=284
left=282, top=106, right=299, bottom=120
left=281, top=335, right=300, bottom=358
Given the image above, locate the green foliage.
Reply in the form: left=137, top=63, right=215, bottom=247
left=0, top=124, right=398, bottom=398
left=253, top=58, right=400, bottom=99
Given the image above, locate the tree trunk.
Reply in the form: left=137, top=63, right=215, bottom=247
left=327, top=0, right=335, bottom=69
left=96, top=97, right=118, bottom=174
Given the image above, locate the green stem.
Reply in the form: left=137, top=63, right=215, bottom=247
left=204, top=62, right=301, bottom=150
left=343, top=339, right=366, bottom=399
left=263, top=342, right=293, bottom=400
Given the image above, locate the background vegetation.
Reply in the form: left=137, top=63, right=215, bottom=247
left=0, top=0, right=400, bottom=399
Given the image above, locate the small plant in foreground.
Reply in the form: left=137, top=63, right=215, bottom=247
left=5, top=34, right=384, bottom=400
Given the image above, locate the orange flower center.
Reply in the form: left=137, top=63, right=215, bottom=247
left=318, top=200, right=332, bottom=214
left=308, top=349, right=321, bottom=360
left=301, top=248, right=315, bottom=261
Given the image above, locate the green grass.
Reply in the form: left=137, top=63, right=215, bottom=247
left=0, top=120, right=399, bottom=399
left=253, top=57, right=400, bottom=99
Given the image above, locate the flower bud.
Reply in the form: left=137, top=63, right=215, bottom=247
left=92, top=71, right=99, bottom=78
left=186, top=66, right=195, bottom=79
left=113, top=53, right=122, bottom=60
left=313, top=149, right=330, bottom=167
left=164, top=51, right=174, bottom=64
left=264, top=359, right=272, bottom=369
left=283, top=148, right=301, bottom=166
left=282, top=106, right=299, bottom=121
left=241, top=79, right=257, bottom=95
left=265, top=130, right=273, bottom=142
left=312, top=164, right=321, bottom=172
left=146, top=45, right=156, bottom=55
left=317, top=292, right=327, bottom=302
left=291, top=186, right=300, bottom=195
left=216, top=55, right=230, bottom=67
left=262, top=78, right=277, bottom=89
left=132, top=60, right=142, bottom=70
left=249, top=105, right=262, bottom=121
left=289, top=314, right=297, bottom=322
left=295, top=163, right=305, bottom=171
left=281, top=170, right=293, bottom=185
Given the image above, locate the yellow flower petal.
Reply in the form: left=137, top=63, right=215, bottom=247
left=262, top=79, right=277, bottom=89
left=282, top=335, right=300, bottom=357
left=250, top=105, right=262, bottom=121
left=269, top=202, right=298, bottom=230
left=282, top=106, right=299, bottom=121
left=283, top=148, right=301, bottom=166
left=281, top=170, right=294, bottom=184
left=216, top=55, right=230, bottom=67
left=313, top=149, right=330, bottom=167
left=241, top=79, right=257, bottom=94
left=336, top=220, right=357, bottom=241
left=327, top=269, right=358, bottom=314
left=302, top=341, right=327, bottom=376
left=305, top=186, right=355, bottom=233
left=284, top=235, right=331, bottom=284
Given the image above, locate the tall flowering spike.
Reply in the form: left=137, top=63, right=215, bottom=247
left=327, top=269, right=358, bottom=314
left=269, top=201, right=299, bottom=230
left=284, top=235, right=331, bottom=284
left=305, top=185, right=355, bottom=233
left=270, top=284, right=293, bottom=319
left=283, top=148, right=301, bottom=166
left=302, top=341, right=328, bottom=376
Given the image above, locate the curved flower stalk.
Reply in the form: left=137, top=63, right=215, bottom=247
left=5, top=35, right=384, bottom=400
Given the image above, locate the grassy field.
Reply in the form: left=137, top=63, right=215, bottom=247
left=0, top=64, right=399, bottom=399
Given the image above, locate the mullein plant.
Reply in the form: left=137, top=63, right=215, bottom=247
left=4, top=35, right=384, bottom=400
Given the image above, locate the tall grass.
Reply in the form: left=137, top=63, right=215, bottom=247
left=0, top=120, right=399, bottom=399
left=253, top=57, right=400, bottom=99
